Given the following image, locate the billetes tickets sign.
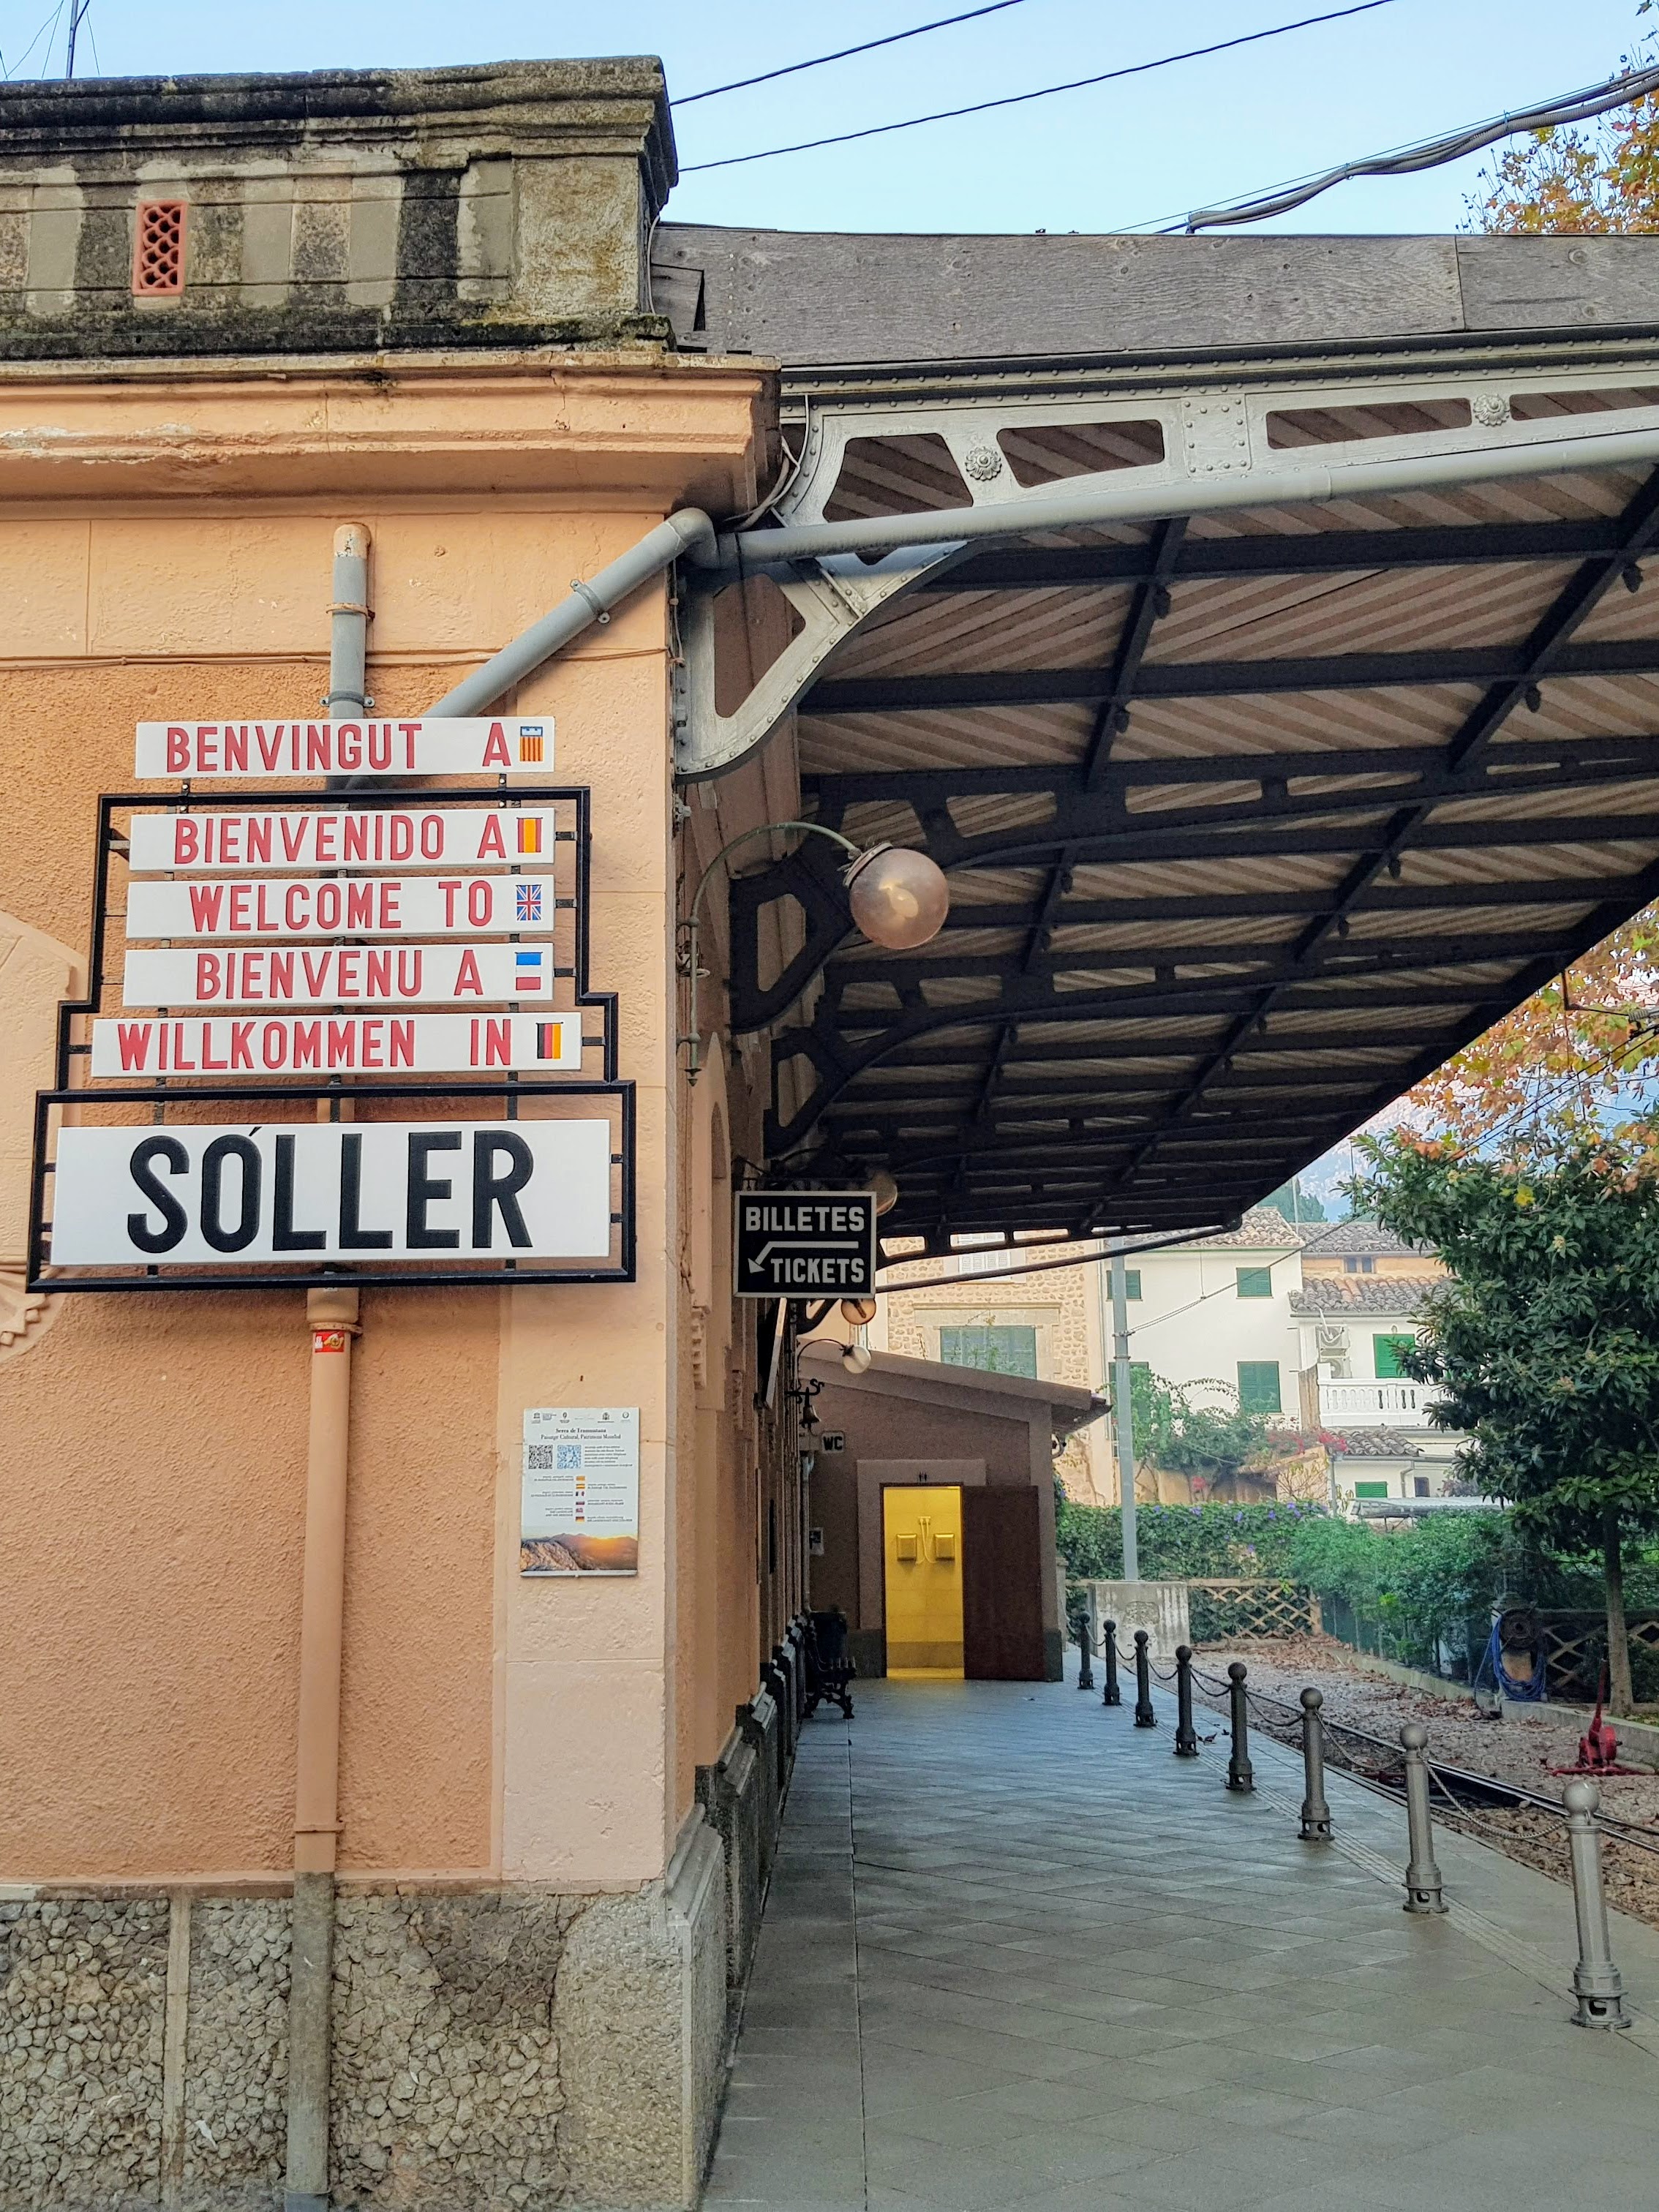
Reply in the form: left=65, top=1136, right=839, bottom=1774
left=127, top=806, right=556, bottom=873
left=46, top=1119, right=612, bottom=1267
left=127, top=873, right=559, bottom=939
left=124, top=943, right=565, bottom=1007
left=135, top=718, right=554, bottom=779
left=734, top=1192, right=878, bottom=1298
left=89, top=1012, right=583, bottom=1077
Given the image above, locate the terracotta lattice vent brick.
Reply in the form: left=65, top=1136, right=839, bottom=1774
left=132, top=200, right=187, bottom=296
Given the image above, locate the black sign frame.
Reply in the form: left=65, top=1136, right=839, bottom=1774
left=734, top=1190, right=877, bottom=1301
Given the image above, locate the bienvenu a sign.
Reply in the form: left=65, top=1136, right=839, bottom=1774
left=47, top=1121, right=612, bottom=1265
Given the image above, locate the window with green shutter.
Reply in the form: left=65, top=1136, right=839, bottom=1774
left=1123, top=1269, right=1142, bottom=1301
left=1354, top=1481, right=1390, bottom=1498
left=1374, top=1333, right=1416, bottom=1379
left=1236, top=1266, right=1273, bottom=1298
left=1237, top=1360, right=1282, bottom=1414
left=938, top=1324, right=1039, bottom=1378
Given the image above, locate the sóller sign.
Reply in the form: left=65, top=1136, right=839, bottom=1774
left=134, top=718, right=553, bottom=778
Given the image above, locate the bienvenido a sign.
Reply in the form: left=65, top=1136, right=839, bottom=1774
left=46, top=1120, right=612, bottom=1265
left=126, top=874, right=558, bottom=938
left=134, top=718, right=554, bottom=778
left=126, top=807, right=557, bottom=872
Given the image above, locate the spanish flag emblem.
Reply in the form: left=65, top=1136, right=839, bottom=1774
left=517, top=816, right=543, bottom=855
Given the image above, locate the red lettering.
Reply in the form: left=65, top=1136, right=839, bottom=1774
left=366, top=949, right=392, bottom=998
left=263, top=1022, right=287, bottom=1070
left=230, top=1020, right=255, bottom=1069
left=344, top=814, right=369, bottom=862
left=468, top=880, right=492, bottom=928
left=173, top=1021, right=196, bottom=1071
left=368, top=723, right=391, bottom=771
left=306, top=724, right=331, bottom=772
left=219, top=819, right=241, bottom=865
left=243, top=952, right=266, bottom=1001
left=229, top=885, right=252, bottom=932
left=188, top=884, right=225, bottom=930
left=167, top=727, right=191, bottom=772
left=439, top=879, right=461, bottom=926
left=336, top=949, right=361, bottom=998
left=300, top=950, right=331, bottom=997
left=293, top=1020, right=322, bottom=1069
left=327, top=1020, right=356, bottom=1068
left=116, top=1021, right=153, bottom=1072
left=315, top=817, right=336, bottom=862
left=198, top=727, right=218, bottom=772
left=200, top=1026, right=227, bottom=1070
left=400, top=721, right=420, bottom=769
left=336, top=723, right=362, bottom=770
left=391, top=1019, right=414, bottom=1068
left=255, top=724, right=285, bottom=770
left=280, top=817, right=307, bottom=862
left=195, top=952, right=222, bottom=1001
left=469, top=1017, right=480, bottom=1068
left=266, top=952, right=290, bottom=1001
left=360, top=1019, right=385, bottom=1069
left=391, top=815, right=415, bottom=862
left=419, top=814, right=443, bottom=859
left=476, top=815, right=507, bottom=859
left=247, top=818, right=271, bottom=864
left=380, top=884, right=400, bottom=930
left=285, top=883, right=307, bottom=932
left=254, top=884, right=274, bottom=933
left=485, top=1017, right=511, bottom=1066
left=173, top=817, right=199, bottom=864
left=345, top=883, right=373, bottom=930
left=481, top=721, right=511, bottom=767
left=315, top=883, right=342, bottom=933
left=454, top=950, right=484, bottom=997
left=398, top=951, right=422, bottom=998
left=223, top=725, right=248, bottom=772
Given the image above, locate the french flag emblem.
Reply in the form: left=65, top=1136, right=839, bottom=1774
left=514, top=950, right=545, bottom=991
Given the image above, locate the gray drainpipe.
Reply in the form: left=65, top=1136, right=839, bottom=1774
left=418, top=420, right=1659, bottom=718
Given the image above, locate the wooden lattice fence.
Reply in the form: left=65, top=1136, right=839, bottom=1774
left=1188, top=1579, right=1320, bottom=1642
left=1540, top=1611, right=1659, bottom=1700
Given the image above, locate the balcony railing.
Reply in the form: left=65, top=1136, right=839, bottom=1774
left=1319, top=1379, right=1445, bottom=1423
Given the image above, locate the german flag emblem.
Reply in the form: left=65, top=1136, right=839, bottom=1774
left=535, top=1021, right=565, bottom=1060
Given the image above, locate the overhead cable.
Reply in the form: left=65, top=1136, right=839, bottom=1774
left=1185, top=61, right=1659, bottom=229
left=680, top=0, right=1399, bottom=172
left=674, top=0, right=1034, bottom=105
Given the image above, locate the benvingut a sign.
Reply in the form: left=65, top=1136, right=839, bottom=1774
left=135, top=718, right=553, bottom=778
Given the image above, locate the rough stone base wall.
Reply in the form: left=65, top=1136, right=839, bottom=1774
left=0, top=1827, right=727, bottom=2212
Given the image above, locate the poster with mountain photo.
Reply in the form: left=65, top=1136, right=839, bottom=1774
left=521, top=1406, right=639, bottom=1575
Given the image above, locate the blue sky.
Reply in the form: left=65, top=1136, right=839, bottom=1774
left=8, top=0, right=1652, bottom=236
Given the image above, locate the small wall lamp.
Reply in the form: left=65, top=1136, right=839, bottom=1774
left=678, top=819, right=949, bottom=1080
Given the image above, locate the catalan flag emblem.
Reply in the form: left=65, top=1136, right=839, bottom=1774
left=514, top=950, right=545, bottom=991
left=535, top=1021, right=565, bottom=1060
left=516, top=883, right=543, bottom=924
left=516, top=816, right=543, bottom=855
left=518, top=724, right=545, bottom=764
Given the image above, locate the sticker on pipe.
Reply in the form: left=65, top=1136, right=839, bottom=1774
left=134, top=718, right=554, bottom=780
left=47, top=1120, right=612, bottom=1265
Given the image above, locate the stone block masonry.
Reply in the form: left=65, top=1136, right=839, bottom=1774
left=0, top=1854, right=729, bottom=2212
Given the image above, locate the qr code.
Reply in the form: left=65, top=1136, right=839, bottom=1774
left=526, top=1444, right=557, bottom=1470
left=557, top=1444, right=583, bottom=1470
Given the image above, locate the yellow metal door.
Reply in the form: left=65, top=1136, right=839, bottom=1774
left=882, top=1485, right=964, bottom=1677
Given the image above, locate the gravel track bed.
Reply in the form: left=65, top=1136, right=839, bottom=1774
left=1184, top=1634, right=1659, bottom=1927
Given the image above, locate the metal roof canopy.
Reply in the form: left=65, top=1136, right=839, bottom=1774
left=664, top=231, right=1659, bottom=1259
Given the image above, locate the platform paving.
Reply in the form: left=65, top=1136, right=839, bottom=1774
left=702, top=1665, right=1659, bottom=2211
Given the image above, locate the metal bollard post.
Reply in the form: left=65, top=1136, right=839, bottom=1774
left=1076, top=1617, right=1094, bottom=1692
left=1399, top=1723, right=1447, bottom=1914
left=1133, top=1630, right=1156, bottom=1728
left=1101, top=1619, right=1121, bottom=1707
left=1299, top=1688, right=1332, bottom=1841
left=1564, top=1779, right=1631, bottom=2029
left=1173, top=1644, right=1198, bottom=1756
left=1225, top=1661, right=1254, bottom=1793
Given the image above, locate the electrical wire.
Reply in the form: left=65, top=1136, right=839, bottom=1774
left=4, top=0, right=66, bottom=79
left=1184, top=59, right=1659, bottom=230
left=674, top=0, right=1034, bottom=106
left=680, top=0, right=1399, bottom=173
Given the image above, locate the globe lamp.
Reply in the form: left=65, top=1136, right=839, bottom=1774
left=843, top=843, right=949, bottom=951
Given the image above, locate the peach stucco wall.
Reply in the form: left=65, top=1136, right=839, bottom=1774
left=0, top=356, right=770, bottom=1888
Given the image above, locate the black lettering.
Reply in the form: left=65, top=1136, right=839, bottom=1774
left=271, top=1133, right=326, bottom=1252
left=471, top=1132, right=533, bottom=1249
left=337, top=1131, right=392, bottom=1249
left=200, top=1135, right=262, bottom=1253
left=406, top=1131, right=462, bottom=1249
left=126, top=1136, right=189, bottom=1254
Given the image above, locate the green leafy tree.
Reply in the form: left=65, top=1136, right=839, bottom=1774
left=1128, top=1368, right=1283, bottom=1495
left=1261, top=1179, right=1327, bottom=1224
left=1354, top=1128, right=1659, bottom=1712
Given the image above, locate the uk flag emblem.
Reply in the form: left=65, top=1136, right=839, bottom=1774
left=516, top=883, right=543, bottom=924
